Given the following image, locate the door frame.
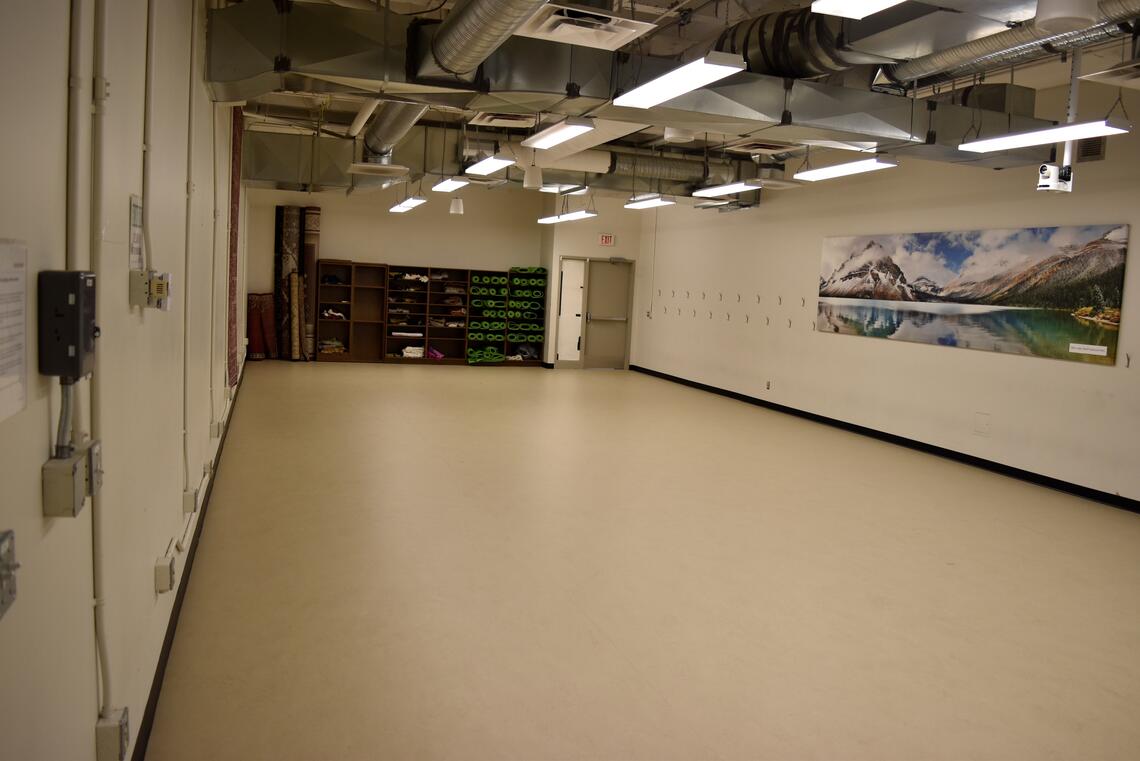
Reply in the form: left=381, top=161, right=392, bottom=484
left=554, top=255, right=635, bottom=370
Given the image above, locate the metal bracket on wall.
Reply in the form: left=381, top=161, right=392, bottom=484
left=0, top=531, right=17, bottom=621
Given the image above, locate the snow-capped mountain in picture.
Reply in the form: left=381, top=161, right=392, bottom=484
left=817, top=225, right=1130, bottom=365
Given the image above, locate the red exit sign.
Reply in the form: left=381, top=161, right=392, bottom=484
left=598, top=233, right=616, bottom=247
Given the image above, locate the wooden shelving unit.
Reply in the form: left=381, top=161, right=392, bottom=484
left=351, top=263, right=386, bottom=362
left=313, top=258, right=546, bottom=366
left=315, top=259, right=354, bottom=361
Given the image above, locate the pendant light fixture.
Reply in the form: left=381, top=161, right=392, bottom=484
left=450, top=198, right=465, bottom=215
left=614, top=53, right=746, bottom=109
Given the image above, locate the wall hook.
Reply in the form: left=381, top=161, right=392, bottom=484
left=686, top=290, right=690, bottom=299
left=745, top=314, right=751, bottom=324
left=701, top=291, right=706, bottom=300
left=707, top=310, right=713, bottom=319
left=671, top=289, right=675, bottom=298
left=756, top=294, right=761, bottom=304
left=691, top=309, right=696, bottom=317
left=801, top=297, right=806, bottom=307
left=1128, top=353, right=1132, bottom=368
left=726, top=313, right=731, bottom=321
left=658, top=289, right=662, bottom=297
left=737, top=293, right=742, bottom=303
left=787, top=318, right=792, bottom=328
left=765, top=316, right=770, bottom=326
left=778, top=296, right=783, bottom=306
left=718, top=292, right=723, bottom=301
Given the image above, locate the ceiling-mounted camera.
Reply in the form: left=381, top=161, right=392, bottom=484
left=1037, top=163, right=1073, bottom=193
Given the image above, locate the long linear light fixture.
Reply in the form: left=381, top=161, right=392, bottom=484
left=811, top=0, right=906, bottom=19
left=624, top=193, right=676, bottom=210
left=465, top=154, right=515, bottom=176
left=692, top=180, right=763, bottom=198
left=432, top=177, right=469, bottom=192
left=958, top=119, right=1129, bottom=153
left=540, top=184, right=588, bottom=195
left=794, top=156, right=898, bottom=182
left=614, top=52, right=746, bottom=109
left=390, top=196, right=427, bottom=213
left=521, top=117, right=596, bottom=150
left=537, top=209, right=599, bottom=225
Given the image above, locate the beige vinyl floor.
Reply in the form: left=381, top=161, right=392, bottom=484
left=146, top=362, right=1140, bottom=761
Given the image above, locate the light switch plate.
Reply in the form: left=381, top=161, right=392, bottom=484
left=0, top=531, right=17, bottom=621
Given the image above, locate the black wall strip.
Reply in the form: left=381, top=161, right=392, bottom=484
left=131, top=370, right=246, bottom=761
left=630, top=365, right=1139, bottom=516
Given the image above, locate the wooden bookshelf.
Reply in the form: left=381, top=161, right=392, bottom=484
left=315, top=259, right=354, bottom=362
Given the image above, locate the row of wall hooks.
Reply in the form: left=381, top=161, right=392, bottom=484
left=662, top=305, right=806, bottom=329
left=660, top=289, right=811, bottom=307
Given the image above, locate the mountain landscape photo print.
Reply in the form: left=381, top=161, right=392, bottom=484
left=817, top=224, right=1129, bottom=365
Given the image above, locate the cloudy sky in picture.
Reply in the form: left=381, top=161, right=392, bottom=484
left=821, top=225, right=1127, bottom=286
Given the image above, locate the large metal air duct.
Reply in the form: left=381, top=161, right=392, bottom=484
left=887, top=0, right=1140, bottom=85
left=711, top=8, right=863, bottom=79
left=426, top=0, right=548, bottom=77
left=505, top=141, right=730, bottom=183
left=363, top=102, right=429, bottom=161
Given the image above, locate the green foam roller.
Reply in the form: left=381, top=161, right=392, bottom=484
left=522, top=312, right=536, bottom=320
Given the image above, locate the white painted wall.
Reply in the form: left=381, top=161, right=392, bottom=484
left=245, top=185, right=546, bottom=294
left=628, top=84, right=1140, bottom=500
left=0, top=1, right=243, bottom=758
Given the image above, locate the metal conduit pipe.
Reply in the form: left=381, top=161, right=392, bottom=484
left=362, top=102, right=429, bottom=160
left=712, top=8, right=858, bottom=78
left=887, top=0, right=1140, bottom=84
left=428, top=0, right=547, bottom=76
left=610, top=152, right=716, bottom=184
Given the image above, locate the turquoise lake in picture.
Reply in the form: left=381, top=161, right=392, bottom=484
left=817, top=299, right=1119, bottom=365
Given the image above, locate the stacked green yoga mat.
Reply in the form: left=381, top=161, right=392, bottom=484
left=466, top=271, right=510, bottom=364
left=466, top=268, right=548, bottom=364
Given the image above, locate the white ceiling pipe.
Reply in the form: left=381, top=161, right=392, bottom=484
left=347, top=98, right=381, bottom=138
left=503, top=142, right=613, bottom=173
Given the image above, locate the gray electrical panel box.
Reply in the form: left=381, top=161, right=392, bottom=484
left=38, top=271, right=97, bottom=381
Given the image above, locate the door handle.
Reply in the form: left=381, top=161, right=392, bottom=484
left=587, top=316, right=627, bottom=322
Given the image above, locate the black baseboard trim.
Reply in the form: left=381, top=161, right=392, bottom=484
left=630, top=365, right=1139, bottom=516
left=131, top=368, right=246, bottom=761
left=541, top=361, right=555, bottom=369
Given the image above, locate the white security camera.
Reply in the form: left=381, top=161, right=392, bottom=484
left=1037, top=163, right=1073, bottom=193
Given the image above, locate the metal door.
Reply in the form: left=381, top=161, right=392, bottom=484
left=582, top=259, right=633, bottom=369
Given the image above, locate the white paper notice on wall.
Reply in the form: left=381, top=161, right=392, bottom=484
left=1069, top=343, right=1109, bottom=357
left=0, top=240, right=28, bottom=425
left=129, top=195, right=144, bottom=270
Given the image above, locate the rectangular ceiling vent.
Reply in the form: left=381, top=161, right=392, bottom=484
left=1077, top=136, right=1107, bottom=163
left=468, top=113, right=538, bottom=129
left=1081, top=59, right=1140, bottom=91
left=725, top=139, right=798, bottom=157
left=513, top=3, right=656, bottom=51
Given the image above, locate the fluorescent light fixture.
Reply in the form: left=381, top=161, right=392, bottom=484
left=692, top=180, right=763, bottom=198
left=694, top=199, right=731, bottom=209
left=389, top=195, right=427, bottom=213
left=794, top=156, right=898, bottom=182
left=958, top=119, right=1129, bottom=153
left=537, top=209, right=599, bottom=225
left=811, top=0, right=906, bottom=19
left=520, top=117, right=596, bottom=150
left=614, top=52, right=745, bottom=109
left=432, top=177, right=469, bottom=193
left=624, top=193, right=676, bottom=210
left=540, top=184, right=588, bottom=195
left=465, top=154, right=515, bottom=176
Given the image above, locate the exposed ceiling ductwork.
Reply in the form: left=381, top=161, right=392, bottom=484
left=217, top=0, right=1134, bottom=197
left=423, top=0, right=550, bottom=78
left=887, top=0, right=1140, bottom=85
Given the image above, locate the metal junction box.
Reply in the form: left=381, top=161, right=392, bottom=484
left=38, top=271, right=97, bottom=381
